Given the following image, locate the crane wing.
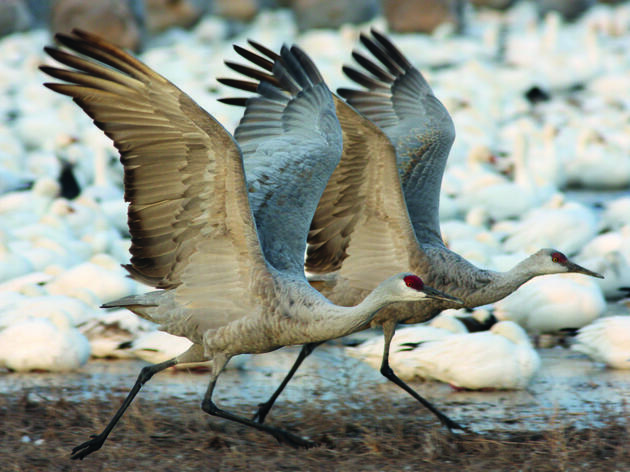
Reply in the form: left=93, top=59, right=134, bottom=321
left=225, top=45, right=342, bottom=275
left=219, top=42, right=420, bottom=291
left=338, top=29, right=455, bottom=245
left=41, top=30, right=268, bottom=318
left=306, top=101, right=422, bottom=289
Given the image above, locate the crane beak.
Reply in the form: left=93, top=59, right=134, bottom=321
left=566, top=261, right=604, bottom=279
left=422, top=286, right=463, bottom=305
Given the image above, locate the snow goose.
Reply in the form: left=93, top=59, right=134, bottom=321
left=401, top=320, right=540, bottom=389
left=0, top=314, right=90, bottom=372
left=346, top=313, right=468, bottom=379
left=571, top=316, right=630, bottom=369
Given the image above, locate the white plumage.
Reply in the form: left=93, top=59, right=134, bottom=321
left=346, top=314, right=468, bottom=378
left=571, top=316, right=630, bottom=369
left=0, top=316, right=91, bottom=372
left=494, top=274, right=606, bottom=333
left=399, top=321, right=540, bottom=390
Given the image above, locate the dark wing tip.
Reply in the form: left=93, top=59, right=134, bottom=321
left=216, top=77, right=258, bottom=92
left=290, top=45, right=324, bottom=85
left=247, top=39, right=280, bottom=60
left=217, top=97, right=249, bottom=106
left=233, top=44, right=274, bottom=72
left=224, top=60, right=277, bottom=85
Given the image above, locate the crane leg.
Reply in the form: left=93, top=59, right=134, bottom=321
left=252, top=341, right=322, bottom=424
left=70, top=357, right=178, bottom=460
left=70, top=344, right=206, bottom=460
left=201, top=369, right=318, bottom=449
left=379, top=321, right=469, bottom=433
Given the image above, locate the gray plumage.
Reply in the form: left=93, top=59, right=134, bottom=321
left=330, top=29, right=602, bottom=322
left=41, top=29, right=458, bottom=459
left=219, top=30, right=603, bottom=430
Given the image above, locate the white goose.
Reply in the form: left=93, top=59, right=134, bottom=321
left=0, top=314, right=91, bottom=372
left=402, top=320, right=540, bottom=390
left=41, top=29, right=457, bottom=459
left=571, top=316, right=630, bottom=369
left=346, top=313, right=468, bottom=380
left=494, top=274, right=606, bottom=333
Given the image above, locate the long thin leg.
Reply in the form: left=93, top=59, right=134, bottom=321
left=379, top=321, right=469, bottom=432
left=253, top=341, right=322, bottom=424
left=201, top=362, right=318, bottom=449
left=70, top=358, right=177, bottom=460
left=71, top=344, right=207, bottom=460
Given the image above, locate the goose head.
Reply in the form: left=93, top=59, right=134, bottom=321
left=490, top=321, right=531, bottom=345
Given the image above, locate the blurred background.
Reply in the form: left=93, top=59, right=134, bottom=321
left=1, top=2, right=630, bottom=469
left=0, top=0, right=629, bottom=442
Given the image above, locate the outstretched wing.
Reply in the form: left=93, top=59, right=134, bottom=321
left=219, top=41, right=422, bottom=291
left=338, top=29, right=455, bottom=245
left=224, top=45, right=342, bottom=275
left=41, top=30, right=268, bottom=319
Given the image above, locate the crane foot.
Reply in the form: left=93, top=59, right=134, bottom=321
left=70, top=434, right=105, bottom=460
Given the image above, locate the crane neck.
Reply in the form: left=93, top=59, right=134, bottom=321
left=305, top=282, right=399, bottom=342
left=484, top=259, right=541, bottom=301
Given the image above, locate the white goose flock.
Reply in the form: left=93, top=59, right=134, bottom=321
left=0, top=0, right=628, bottom=449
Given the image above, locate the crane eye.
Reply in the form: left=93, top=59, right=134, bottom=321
left=403, top=275, right=423, bottom=291
left=552, top=257, right=558, bottom=263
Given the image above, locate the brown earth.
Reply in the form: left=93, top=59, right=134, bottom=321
left=2, top=378, right=629, bottom=471
left=2, top=332, right=629, bottom=472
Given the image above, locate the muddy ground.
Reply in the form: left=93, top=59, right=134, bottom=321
left=2, top=344, right=629, bottom=471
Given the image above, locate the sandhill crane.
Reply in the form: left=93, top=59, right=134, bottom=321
left=219, top=29, right=604, bottom=429
left=40, top=30, right=461, bottom=459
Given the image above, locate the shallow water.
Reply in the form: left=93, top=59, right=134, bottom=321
left=4, top=315, right=629, bottom=435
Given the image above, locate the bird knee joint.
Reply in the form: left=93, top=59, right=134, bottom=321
left=201, top=399, right=218, bottom=415
left=138, top=366, right=155, bottom=384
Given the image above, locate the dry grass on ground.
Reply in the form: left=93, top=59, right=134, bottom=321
left=2, top=390, right=629, bottom=472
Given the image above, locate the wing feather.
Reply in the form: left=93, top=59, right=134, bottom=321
left=232, top=45, right=342, bottom=274
left=41, top=29, right=268, bottom=318
left=219, top=41, right=420, bottom=280
left=338, top=29, right=455, bottom=244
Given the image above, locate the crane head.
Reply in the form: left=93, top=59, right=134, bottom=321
left=539, top=249, right=604, bottom=278
left=397, top=273, right=463, bottom=304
